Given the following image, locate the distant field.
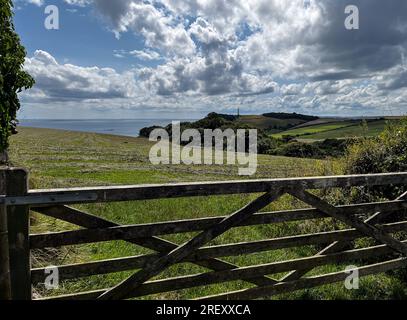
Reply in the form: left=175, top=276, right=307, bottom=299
left=272, top=121, right=356, bottom=138
left=236, top=115, right=306, bottom=131
left=291, top=118, right=347, bottom=128
left=302, top=120, right=388, bottom=140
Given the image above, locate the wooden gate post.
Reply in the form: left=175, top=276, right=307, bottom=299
left=6, top=168, right=31, bottom=300
left=0, top=170, right=11, bottom=300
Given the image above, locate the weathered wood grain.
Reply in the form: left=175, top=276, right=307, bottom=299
left=289, top=189, right=407, bottom=255
left=31, top=220, right=407, bottom=283
left=8, top=171, right=406, bottom=300
left=96, top=189, right=284, bottom=300
left=38, top=246, right=407, bottom=301
left=6, top=169, right=31, bottom=300
left=30, top=200, right=407, bottom=249
left=199, top=257, right=407, bottom=300
left=31, top=205, right=277, bottom=288
left=281, top=191, right=407, bottom=282
left=3, top=172, right=407, bottom=206
left=0, top=170, right=11, bottom=300
left=33, top=200, right=407, bottom=230
left=39, top=239, right=407, bottom=298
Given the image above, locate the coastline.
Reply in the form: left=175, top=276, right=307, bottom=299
left=18, top=119, right=197, bottom=138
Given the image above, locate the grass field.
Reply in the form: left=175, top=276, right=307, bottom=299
left=291, top=118, right=347, bottom=128
left=10, top=127, right=330, bottom=186
left=271, top=121, right=356, bottom=138
left=302, top=120, right=388, bottom=140
left=236, top=115, right=306, bottom=131
left=272, top=119, right=391, bottom=140
left=6, top=127, right=407, bottom=300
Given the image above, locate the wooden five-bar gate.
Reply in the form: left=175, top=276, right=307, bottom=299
left=1, top=168, right=407, bottom=300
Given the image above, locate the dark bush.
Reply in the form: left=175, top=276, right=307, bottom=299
left=273, top=142, right=322, bottom=158
left=262, top=112, right=319, bottom=121
left=139, top=125, right=164, bottom=138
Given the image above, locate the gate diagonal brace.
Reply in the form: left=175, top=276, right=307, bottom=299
left=33, top=197, right=280, bottom=295
left=34, top=206, right=278, bottom=288
left=282, top=190, right=407, bottom=282
left=96, top=189, right=285, bottom=300
left=287, top=189, right=407, bottom=259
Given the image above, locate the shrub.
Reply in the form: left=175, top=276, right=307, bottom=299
left=343, top=118, right=407, bottom=200
left=139, top=125, right=163, bottom=138
left=273, top=141, right=322, bottom=158
left=262, top=112, right=319, bottom=121
left=341, top=118, right=407, bottom=284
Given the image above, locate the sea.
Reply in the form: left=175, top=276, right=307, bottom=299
left=18, top=119, right=196, bottom=138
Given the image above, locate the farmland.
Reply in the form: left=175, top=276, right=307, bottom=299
left=140, top=113, right=402, bottom=143
left=301, top=120, right=388, bottom=140
left=271, top=121, right=356, bottom=139
left=236, top=115, right=307, bottom=131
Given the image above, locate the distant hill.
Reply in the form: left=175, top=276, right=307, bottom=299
left=262, top=112, right=319, bottom=121
left=235, top=112, right=319, bottom=132
left=139, top=112, right=404, bottom=159
left=139, top=111, right=319, bottom=137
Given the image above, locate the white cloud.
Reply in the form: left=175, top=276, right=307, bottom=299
left=92, top=1, right=196, bottom=57
left=26, top=0, right=44, bottom=6
left=25, top=0, right=407, bottom=116
left=24, top=50, right=139, bottom=101
left=64, top=0, right=92, bottom=6
left=129, top=49, right=161, bottom=61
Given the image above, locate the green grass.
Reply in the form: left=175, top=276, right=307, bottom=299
left=7, top=127, right=407, bottom=300
left=272, top=121, right=356, bottom=138
left=302, top=120, right=388, bottom=140
left=237, top=115, right=306, bottom=131
left=10, top=127, right=332, bottom=187
left=272, top=119, right=392, bottom=140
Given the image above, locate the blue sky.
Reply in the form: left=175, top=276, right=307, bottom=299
left=15, top=1, right=161, bottom=70
left=14, top=0, right=407, bottom=119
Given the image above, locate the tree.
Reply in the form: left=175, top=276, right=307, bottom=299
left=0, top=0, right=34, bottom=164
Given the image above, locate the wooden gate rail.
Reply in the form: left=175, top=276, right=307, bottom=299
left=200, top=257, right=407, bottom=300
left=36, top=241, right=407, bottom=301
left=30, top=200, right=407, bottom=249
left=1, top=168, right=407, bottom=300
left=30, top=219, right=407, bottom=285
left=2, top=172, right=407, bottom=206
left=281, top=190, right=407, bottom=282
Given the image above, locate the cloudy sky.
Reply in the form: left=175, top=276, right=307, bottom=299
left=14, top=0, right=407, bottom=119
